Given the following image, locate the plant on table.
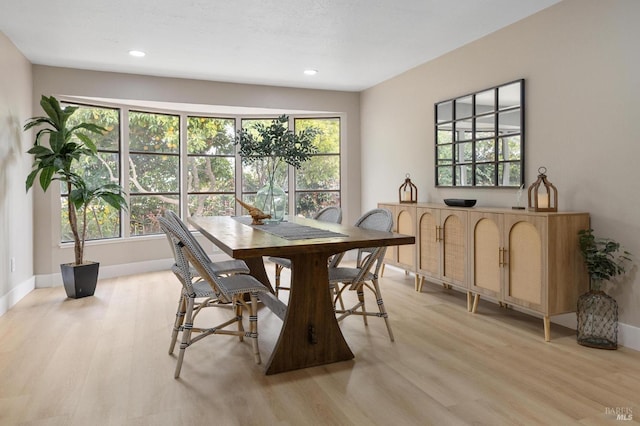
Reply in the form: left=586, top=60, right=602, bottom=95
left=235, top=115, right=320, bottom=220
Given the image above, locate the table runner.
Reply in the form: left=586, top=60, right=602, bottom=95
left=233, top=216, right=347, bottom=240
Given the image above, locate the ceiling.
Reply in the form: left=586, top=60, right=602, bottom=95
left=1, top=0, right=560, bottom=92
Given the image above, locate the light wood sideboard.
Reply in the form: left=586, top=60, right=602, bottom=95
left=378, top=202, right=590, bottom=341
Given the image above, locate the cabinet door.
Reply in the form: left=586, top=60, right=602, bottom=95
left=441, top=209, right=467, bottom=287
left=396, top=205, right=416, bottom=269
left=417, top=208, right=439, bottom=280
left=469, top=212, right=503, bottom=298
left=503, top=215, right=547, bottom=312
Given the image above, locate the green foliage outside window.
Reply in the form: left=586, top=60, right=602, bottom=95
left=52, top=103, right=341, bottom=240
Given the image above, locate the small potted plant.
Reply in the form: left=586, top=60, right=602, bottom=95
left=576, top=228, right=632, bottom=349
left=25, top=95, right=128, bottom=298
left=235, top=115, right=319, bottom=222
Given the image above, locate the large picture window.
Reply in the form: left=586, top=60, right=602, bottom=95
left=55, top=101, right=341, bottom=242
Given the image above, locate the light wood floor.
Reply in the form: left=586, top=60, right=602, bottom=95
left=1, top=264, right=638, bottom=426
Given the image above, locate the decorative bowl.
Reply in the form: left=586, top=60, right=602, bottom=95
left=444, top=199, right=477, bottom=207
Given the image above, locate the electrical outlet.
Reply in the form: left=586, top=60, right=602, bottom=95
left=10, top=257, right=15, bottom=273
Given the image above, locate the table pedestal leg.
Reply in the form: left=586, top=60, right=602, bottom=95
left=265, top=252, right=354, bottom=375
left=244, top=257, right=275, bottom=294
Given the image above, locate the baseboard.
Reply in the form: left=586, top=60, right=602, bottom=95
left=35, top=257, right=176, bottom=288
left=0, top=276, right=36, bottom=316
left=618, top=323, right=640, bottom=351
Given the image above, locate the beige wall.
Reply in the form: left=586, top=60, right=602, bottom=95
left=0, top=32, right=33, bottom=306
left=31, top=66, right=361, bottom=277
left=361, top=0, right=640, bottom=327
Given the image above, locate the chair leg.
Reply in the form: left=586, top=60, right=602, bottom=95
left=249, top=292, right=261, bottom=364
left=235, top=298, right=245, bottom=342
left=356, top=285, right=368, bottom=326
left=274, top=264, right=283, bottom=296
left=175, top=296, right=196, bottom=378
left=169, top=294, right=187, bottom=355
left=372, top=278, right=394, bottom=342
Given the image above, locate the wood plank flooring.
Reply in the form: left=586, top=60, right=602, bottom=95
left=0, top=264, right=638, bottom=425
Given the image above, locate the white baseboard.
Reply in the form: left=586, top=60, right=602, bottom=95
left=618, top=323, right=640, bottom=351
left=35, top=257, right=175, bottom=288
left=0, top=276, right=35, bottom=316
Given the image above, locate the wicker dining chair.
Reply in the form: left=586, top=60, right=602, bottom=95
left=162, top=210, right=251, bottom=357
left=159, top=216, right=269, bottom=378
left=328, top=208, right=395, bottom=341
left=268, top=206, right=342, bottom=296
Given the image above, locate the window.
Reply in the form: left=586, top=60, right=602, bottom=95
left=294, top=118, right=341, bottom=217
left=55, top=101, right=342, bottom=242
left=62, top=104, right=122, bottom=242
left=240, top=118, right=289, bottom=210
left=187, top=117, right=237, bottom=216
left=128, top=111, right=180, bottom=236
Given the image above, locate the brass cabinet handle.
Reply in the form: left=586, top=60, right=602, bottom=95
left=435, top=226, right=441, bottom=242
left=502, top=248, right=508, bottom=267
left=498, top=248, right=504, bottom=266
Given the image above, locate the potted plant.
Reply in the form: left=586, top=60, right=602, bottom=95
left=576, top=228, right=632, bottom=349
left=25, top=95, right=128, bottom=298
left=235, top=115, right=320, bottom=222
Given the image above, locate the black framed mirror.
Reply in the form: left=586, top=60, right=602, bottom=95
left=435, top=79, right=525, bottom=187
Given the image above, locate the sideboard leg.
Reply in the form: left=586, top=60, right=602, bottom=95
left=543, top=316, right=551, bottom=342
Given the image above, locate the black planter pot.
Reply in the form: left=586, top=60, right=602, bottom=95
left=60, top=262, right=100, bottom=299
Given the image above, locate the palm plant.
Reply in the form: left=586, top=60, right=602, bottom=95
left=25, top=95, right=127, bottom=265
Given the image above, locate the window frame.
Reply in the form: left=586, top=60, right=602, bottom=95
left=55, top=98, right=342, bottom=242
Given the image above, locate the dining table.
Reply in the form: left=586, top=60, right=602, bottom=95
left=188, top=215, right=415, bottom=375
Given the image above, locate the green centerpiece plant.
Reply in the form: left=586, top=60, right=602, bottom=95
left=576, top=228, right=633, bottom=349
left=25, top=95, right=128, bottom=298
left=235, top=115, right=320, bottom=221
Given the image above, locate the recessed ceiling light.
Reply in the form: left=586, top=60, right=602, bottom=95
left=304, top=69, right=318, bottom=76
left=129, top=50, right=146, bottom=57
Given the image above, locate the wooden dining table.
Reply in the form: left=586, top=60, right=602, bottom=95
left=188, top=215, right=415, bottom=375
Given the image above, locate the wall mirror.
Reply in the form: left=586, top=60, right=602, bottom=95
left=435, top=79, right=524, bottom=187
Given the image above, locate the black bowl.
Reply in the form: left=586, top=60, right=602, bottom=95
left=443, top=198, right=477, bottom=207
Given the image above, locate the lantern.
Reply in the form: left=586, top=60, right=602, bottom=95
left=399, top=174, right=417, bottom=203
left=527, top=166, right=558, bottom=212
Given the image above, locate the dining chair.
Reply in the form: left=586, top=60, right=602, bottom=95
left=268, top=206, right=342, bottom=296
left=159, top=216, right=270, bottom=378
left=162, top=210, right=252, bottom=357
left=328, top=208, right=395, bottom=341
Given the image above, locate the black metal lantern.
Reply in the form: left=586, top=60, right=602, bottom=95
left=527, top=166, right=558, bottom=212
left=399, top=174, right=417, bottom=203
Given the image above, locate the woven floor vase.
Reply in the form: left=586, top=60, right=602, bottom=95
left=576, top=290, right=618, bottom=350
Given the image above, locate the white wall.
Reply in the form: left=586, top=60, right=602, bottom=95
left=0, top=32, right=34, bottom=314
left=361, top=0, right=640, bottom=328
left=31, top=66, right=361, bottom=279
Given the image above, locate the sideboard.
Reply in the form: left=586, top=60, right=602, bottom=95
left=378, top=202, right=590, bottom=341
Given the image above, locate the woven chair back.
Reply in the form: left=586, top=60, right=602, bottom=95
left=314, top=206, right=342, bottom=224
